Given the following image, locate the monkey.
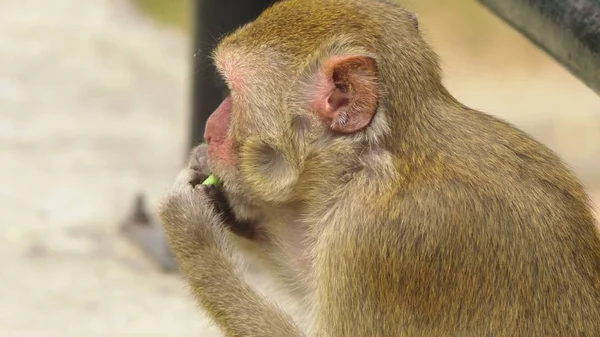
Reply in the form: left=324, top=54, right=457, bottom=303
left=157, top=0, right=600, bottom=336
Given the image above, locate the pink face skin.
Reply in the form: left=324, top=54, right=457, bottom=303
left=204, top=95, right=238, bottom=166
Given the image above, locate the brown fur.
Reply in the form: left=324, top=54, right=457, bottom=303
left=158, top=0, right=600, bottom=336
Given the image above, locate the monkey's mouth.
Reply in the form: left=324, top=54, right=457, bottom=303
left=204, top=184, right=259, bottom=240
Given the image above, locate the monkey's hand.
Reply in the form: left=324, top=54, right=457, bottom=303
left=157, top=167, right=227, bottom=254
left=158, top=172, right=303, bottom=337
left=187, top=144, right=259, bottom=239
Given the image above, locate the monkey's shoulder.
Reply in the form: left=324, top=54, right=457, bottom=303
left=437, top=109, right=583, bottom=196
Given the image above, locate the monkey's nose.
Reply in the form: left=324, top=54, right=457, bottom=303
left=204, top=96, right=232, bottom=146
left=204, top=117, right=215, bottom=144
left=204, top=114, right=215, bottom=144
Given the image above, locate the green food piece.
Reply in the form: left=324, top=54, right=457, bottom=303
left=202, top=174, right=220, bottom=186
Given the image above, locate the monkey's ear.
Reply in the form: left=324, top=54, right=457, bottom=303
left=317, top=56, right=378, bottom=134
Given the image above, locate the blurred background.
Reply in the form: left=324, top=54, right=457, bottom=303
left=1, top=0, right=598, bottom=336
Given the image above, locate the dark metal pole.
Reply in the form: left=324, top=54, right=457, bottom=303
left=477, top=0, right=600, bottom=96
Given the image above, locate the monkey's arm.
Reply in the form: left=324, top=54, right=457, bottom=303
left=181, top=251, right=303, bottom=337
left=158, top=168, right=304, bottom=337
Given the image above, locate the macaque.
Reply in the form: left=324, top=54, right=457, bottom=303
left=158, top=0, right=600, bottom=336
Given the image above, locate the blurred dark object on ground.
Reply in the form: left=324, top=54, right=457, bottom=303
left=478, top=0, right=600, bottom=96
left=121, top=0, right=276, bottom=273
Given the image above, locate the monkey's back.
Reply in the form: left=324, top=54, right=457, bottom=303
left=384, top=108, right=600, bottom=335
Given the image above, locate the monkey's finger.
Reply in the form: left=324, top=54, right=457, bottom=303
left=188, top=144, right=210, bottom=174
left=202, top=184, right=220, bottom=199
left=168, top=169, right=214, bottom=213
left=160, top=169, right=199, bottom=216
left=172, top=168, right=201, bottom=191
left=176, top=167, right=207, bottom=187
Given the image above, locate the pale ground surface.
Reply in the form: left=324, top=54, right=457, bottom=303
left=0, top=0, right=598, bottom=336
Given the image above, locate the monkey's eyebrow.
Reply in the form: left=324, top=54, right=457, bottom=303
left=212, top=53, right=246, bottom=93
left=211, top=55, right=233, bottom=89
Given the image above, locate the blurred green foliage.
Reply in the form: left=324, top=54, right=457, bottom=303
left=134, top=0, right=193, bottom=32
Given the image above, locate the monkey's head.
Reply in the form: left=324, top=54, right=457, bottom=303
left=203, top=0, right=447, bottom=218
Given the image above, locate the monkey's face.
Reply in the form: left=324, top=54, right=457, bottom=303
left=203, top=51, right=380, bottom=218
left=203, top=65, right=300, bottom=210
